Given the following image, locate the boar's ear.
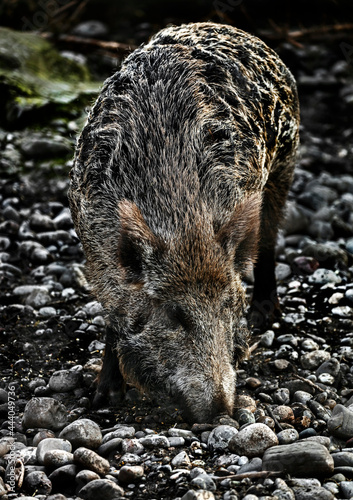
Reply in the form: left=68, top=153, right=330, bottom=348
left=216, top=193, right=262, bottom=273
left=117, top=200, right=165, bottom=283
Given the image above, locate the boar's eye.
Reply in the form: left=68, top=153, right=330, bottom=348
left=165, top=304, right=190, bottom=330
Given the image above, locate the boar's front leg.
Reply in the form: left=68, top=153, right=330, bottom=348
left=250, top=166, right=294, bottom=331
left=93, top=325, right=125, bottom=407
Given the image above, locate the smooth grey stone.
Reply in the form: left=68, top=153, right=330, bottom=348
left=189, top=467, right=206, bottom=479
left=36, top=438, right=72, bottom=464
left=102, top=425, right=135, bottom=443
left=181, top=490, right=215, bottom=500
left=234, top=409, right=256, bottom=427
left=308, top=268, right=342, bottom=285
left=78, top=479, right=124, bottom=500
left=97, top=438, right=123, bottom=457
left=72, top=20, right=108, bottom=38
left=43, top=450, right=74, bottom=467
left=190, top=474, right=216, bottom=491
left=168, top=436, right=185, bottom=447
left=275, top=263, right=292, bottom=281
left=118, top=465, right=144, bottom=483
left=29, top=213, right=55, bottom=231
left=75, top=469, right=100, bottom=490
left=273, top=388, right=291, bottom=405
left=229, top=423, right=278, bottom=457
left=301, top=350, right=331, bottom=370
left=277, top=428, right=299, bottom=445
left=26, top=288, right=51, bottom=308
left=327, top=404, right=353, bottom=439
left=139, top=434, right=170, bottom=448
left=23, top=397, right=67, bottom=431
left=316, top=357, right=341, bottom=377
left=49, top=369, right=82, bottom=392
left=332, top=451, right=353, bottom=467
left=168, top=428, right=195, bottom=438
left=38, top=306, right=57, bottom=317
left=332, top=306, right=353, bottom=318
left=292, top=486, right=334, bottom=500
left=73, top=447, right=110, bottom=475
left=262, top=442, right=334, bottom=476
left=59, top=418, right=102, bottom=449
left=171, top=451, right=191, bottom=467
left=293, top=391, right=312, bottom=404
left=207, top=425, right=238, bottom=452
left=237, top=457, right=262, bottom=474
left=21, top=135, right=71, bottom=158
left=121, top=438, right=145, bottom=455
left=24, top=471, right=52, bottom=495
left=260, top=330, right=275, bottom=347
left=18, top=446, right=37, bottom=465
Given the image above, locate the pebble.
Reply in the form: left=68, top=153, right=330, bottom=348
left=292, top=486, right=334, bottom=500
left=36, top=438, right=72, bottom=464
left=49, top=369, right=82, bottom=392
left=22, top=397, right=67, bottom=430
left=327, top=404, right=353, bottom=439
left=118, top=464, right=144, bottom=482
left=190, top=474, right=216, bottom=491
left=301, top=350, right=331, bottom=370
left=102, top=425, right=135, bottom=442
left=316, top=358, right=340, bottom=377
left=277, top=428, right=299, bottom=445
left=168, top=428, right=195, bottom=438
left=121, top=438, right=145, bottom=455
left=340, top=481, right=353, bottom=498
left=139, top=434, right=170, bottom=448
left=332, top=451, right=353, bottom=467
left=47, top=465, right=77, bottom=488
left=24, top=471, right=52, bottom=495
left=97, top=438, right=123, bottom=457
left=308, top=269, right=342, bottom=285
left=181, top=490, right=215, bottom=500
left=75, top=469, right=100, bottom=489
left=332, top=306, right=353, bottom=318
left=73, top=447, right=110, bottom=475
left=43, top=449, right=74, bottom=467
left=260, top=329, right=275, bottom=347
left=228, top=423, right=278, bottom=457
left=207, top=425, right=238, bottom=452
left=293, top=391, right=312, bottom=404
left=171, top=450, right=191, bottom=468
left=262, top=442, right=334, bottom=475
left=59, top=418, right=102, bottom=449
left=21, top=135, right=72, bottom=158
left=237, top=457, right=262, bottom=474
left=78, top=478, right=124, bottom=500
left=275, top=263, right=292, bottom=280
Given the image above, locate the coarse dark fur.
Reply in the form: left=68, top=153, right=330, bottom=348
left=68, top=22, right=300, bottom=423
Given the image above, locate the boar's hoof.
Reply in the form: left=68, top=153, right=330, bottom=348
left=92, top=387, right=125, bottom=408
left=248, top=304, right=282, bottom=333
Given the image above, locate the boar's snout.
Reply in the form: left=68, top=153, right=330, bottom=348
left=170, top=364, right=237, bottom=423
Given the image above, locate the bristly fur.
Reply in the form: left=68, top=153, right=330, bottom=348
left=68, top=22, right=300, bottom=423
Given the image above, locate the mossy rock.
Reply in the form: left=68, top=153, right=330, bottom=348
left=0, top=27, right=100, bottom=125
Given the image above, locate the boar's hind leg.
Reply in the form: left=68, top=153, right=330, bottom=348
left=93, top=326, right=125, bottom=407
left=250, top=166, right=294, bottom=331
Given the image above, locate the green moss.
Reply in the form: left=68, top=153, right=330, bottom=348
left=0, top=27, right=100, bottom=124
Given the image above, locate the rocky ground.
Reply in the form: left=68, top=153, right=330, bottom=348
left=0, top=24, right=353, bottom=500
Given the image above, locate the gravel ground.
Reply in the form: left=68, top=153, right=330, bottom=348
left=0, top=29, right=353, bottom=500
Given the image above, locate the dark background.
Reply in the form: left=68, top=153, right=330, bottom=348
left=1, top=0, right=352, bottom=41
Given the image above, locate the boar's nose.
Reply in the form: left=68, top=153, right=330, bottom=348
left=174, top=388, right=234, bottom=424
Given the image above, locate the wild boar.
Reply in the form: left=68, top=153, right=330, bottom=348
left=68, top=22, right=299, bottom=422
